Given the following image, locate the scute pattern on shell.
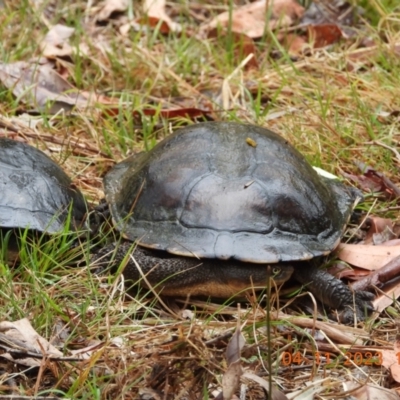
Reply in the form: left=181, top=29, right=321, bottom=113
left=0, top=138, right=87, bottom=233
left=104, top=122, right=357, bottom=263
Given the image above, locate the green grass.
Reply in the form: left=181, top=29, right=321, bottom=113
left=0, top=0, right=400, bottom=398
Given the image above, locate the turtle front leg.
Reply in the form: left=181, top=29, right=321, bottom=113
left=292, top=262, right=375, bottom=324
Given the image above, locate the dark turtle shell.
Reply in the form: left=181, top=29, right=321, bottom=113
left=0, top=138, right=87, bottom=233
left=104, top=122, right=358, bottom=263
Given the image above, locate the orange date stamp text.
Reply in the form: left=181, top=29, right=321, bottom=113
left=281, top=351, right=383, bottom=366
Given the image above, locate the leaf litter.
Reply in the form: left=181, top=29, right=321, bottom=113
left=39, top=24, right=75, bottom=59
left=1, top=0, right=400, bottom=398
left=0, top=60, right=93, bottom=113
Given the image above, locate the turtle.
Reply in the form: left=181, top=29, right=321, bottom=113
left=0, top=138, right=88, bottom=259
left=94, top=122, right=374, bottom=323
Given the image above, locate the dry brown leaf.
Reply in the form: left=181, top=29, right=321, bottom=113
left=328, top=263, right=370, bottom=280
left=392, top=339, right=400, bottom=383
left=221, top=326, right=245, bottom=399
left=0, top=318, right=62, bottom=367
left=104, top=106, right=211, bottom=120
left=350, top=252, right=400, bottom=311
left=373, top=282, right=400, bottom=312
left=364, top=217, right=396, bottom=245
left=222, top=361, right=242, bottom=400
left=167, top=95, right=214, bottom=112
left=97, top=0, right=128, bottom=22
left=382, top=239, right=400, bottom=246
left=277, top=32, right=308, bottom=55
left=141, top=107, right=211, bottom=119
left=344, top=163, right=400, bottom=200
left=381, top=347, right=400, bottom=384
left=308, top=24, right=343, bottom=48
left=226, top=328, right=245, bottom=366
left=142, top=0, right=181, bottom=33
left=40, top=24, right=75, bottom=58
left=336, top=243, right=400, bottom=271
left=338, top=239, right=400, bottom=313
left=201, top=0, right=304, bottom=39
left=344, top=381, right=400, bottom=399
left=0, top=61, right=118, bottom=113
left=0, top=61, right=90, bottom=113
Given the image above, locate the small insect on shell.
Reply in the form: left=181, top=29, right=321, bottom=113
left=244, top=180, right=254, bottom=188
left=246, top=138, right=257, bottom=147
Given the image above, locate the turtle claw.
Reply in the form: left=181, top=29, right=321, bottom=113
left=339, top=290, right=375, bottom=324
